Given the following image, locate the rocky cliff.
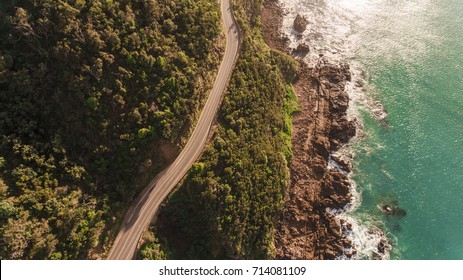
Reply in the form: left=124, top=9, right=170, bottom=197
left=262, top=0, right=357, bottom=259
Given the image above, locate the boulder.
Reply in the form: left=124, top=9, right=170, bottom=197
left=331, top=153, right=352, bottom=172
left=331, top=182, right=350, bottom=197
left=293, top=14, right=309, bottom=33
left=294, top=43, right=310, bottom=55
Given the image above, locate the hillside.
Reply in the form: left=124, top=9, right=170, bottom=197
left=140, top=0, right=300, bottom=259
left=0, top=0, right=222, bottom=259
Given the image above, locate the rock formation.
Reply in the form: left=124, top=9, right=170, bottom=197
left=262, top=0, right=361, bottom=260
left=293, top=43, right=310, bottom=55
left=273, top=62, right=357, bottom=259
left=293, top=14, right=309, bottom=33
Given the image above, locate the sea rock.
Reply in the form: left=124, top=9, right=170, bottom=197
left=329, top=91, right=349, bottom=113
left=327, top=220, right=343, bottom=238
left=355, top=79, right=365, bottom=87
left=340, top=63, right=351, bottom=82
left=377, top=237, right=391, bottom=256
left=293, top=14, right=309, bottom=33
left=329, top=118, right=356, bottom=150
left=293, top=43, right=310, bottom=55
left=346, top=223, right=353, bottom=231
left=331, top=153, right=352, bottom=172
left=329, top=171, right=350, bottom=197
left=326, top=194, right=350, bottom=209
left=379, top=204, right=407, bottom=218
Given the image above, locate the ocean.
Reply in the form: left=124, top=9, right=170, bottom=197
left=279, top=0, right=463, bottom=259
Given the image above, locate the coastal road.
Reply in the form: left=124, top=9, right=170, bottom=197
left=107, top=0, right=240, bottom=260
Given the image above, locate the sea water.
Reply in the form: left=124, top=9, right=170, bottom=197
left=279, top=0, right=463, bottom=259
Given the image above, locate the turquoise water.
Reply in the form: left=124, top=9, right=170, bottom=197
left=281, top=0, right=463, bottom=259
left=351, top=0, right=463, bottom=259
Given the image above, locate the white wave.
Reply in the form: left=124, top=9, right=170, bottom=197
left=337, top=213, right=391, bottom=260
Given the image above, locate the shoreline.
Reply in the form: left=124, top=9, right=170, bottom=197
left=262, top=0, right=386, bottom=259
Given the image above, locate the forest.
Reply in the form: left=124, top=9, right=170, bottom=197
left=0, top=0, right=222, bottom=259
left=140, top=0, right=300, bottom=259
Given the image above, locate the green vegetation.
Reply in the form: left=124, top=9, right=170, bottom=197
left=139, top=226, right=170, bottom=260
left=148, top=0, right=299, bottom=259
left=0, top=0, right=221, bottom=259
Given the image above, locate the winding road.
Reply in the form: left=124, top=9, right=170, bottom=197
left=107, top=0, right=240, bottom=260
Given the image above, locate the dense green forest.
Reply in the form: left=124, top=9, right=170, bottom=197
left=0, top=0, right=222, bottom=259
left=140, top=0, right=300, bottom=259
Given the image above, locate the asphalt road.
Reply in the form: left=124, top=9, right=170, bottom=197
left=107, top=0, right=240, bottom=260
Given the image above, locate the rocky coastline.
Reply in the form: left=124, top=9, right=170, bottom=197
left=262, top=0, right=360, bottom=259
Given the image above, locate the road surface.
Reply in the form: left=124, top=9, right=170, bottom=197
left=107, top=0, right=240, bottom=260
